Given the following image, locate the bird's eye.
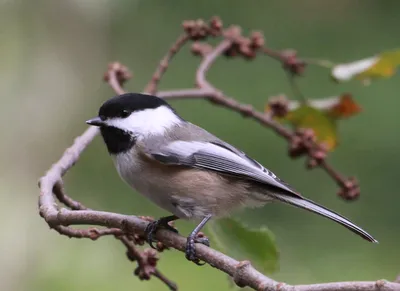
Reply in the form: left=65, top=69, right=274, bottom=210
left=121, top=110, right=131, bottom=118
left=99, top=115, right=106, bottom=121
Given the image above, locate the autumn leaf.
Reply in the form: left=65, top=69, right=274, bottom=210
left=331, top=49, right=400, bottom=83
left=265, top=94, right=362, bottom=151
left=327, top=94, right=362, bottom=118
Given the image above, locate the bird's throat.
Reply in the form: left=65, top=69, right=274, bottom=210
left=100, top=126, right=136, bottom=155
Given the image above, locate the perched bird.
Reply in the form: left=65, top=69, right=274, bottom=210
left=86, top=93, right=377, bottom=264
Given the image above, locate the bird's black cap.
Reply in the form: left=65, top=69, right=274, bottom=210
left=97, top=93, right=171, bottom=120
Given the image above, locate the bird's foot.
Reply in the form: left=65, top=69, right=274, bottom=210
left=185, top=234, right=210, bottom=266
left=144, top=216, right=178, bottom=249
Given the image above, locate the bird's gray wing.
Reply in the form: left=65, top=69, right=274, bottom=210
left=146, top=140, right=301, bottom=196
left=144, top=139, right=379, bottom=243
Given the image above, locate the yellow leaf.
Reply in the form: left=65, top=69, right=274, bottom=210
left=285, top=106, right=338, bottom=151
left=264, top=95, right=361, bottom=151
left=331, top=49, right=400, bottom=83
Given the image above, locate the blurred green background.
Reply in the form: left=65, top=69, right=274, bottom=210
left=1, top=1, right=399, bottom=290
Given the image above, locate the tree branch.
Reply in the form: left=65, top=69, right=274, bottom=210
left=39, top=176, right=399, bottom=291
left=38, top=17, right=395, bottom=290
left=40, top=185, right=399, bottom=291
left=145, top=34, right=190, bottom=94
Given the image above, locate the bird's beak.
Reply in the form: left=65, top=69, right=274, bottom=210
left=86, top=117, right=104, bottom=126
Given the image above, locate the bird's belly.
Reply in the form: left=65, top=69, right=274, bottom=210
left=112, top=152, right=269, bottom=220
left=128, top=181, right=180, bottom=216
left=113, top=155, right=180, bottom=216
left=120, top=171, right=213, bottom=220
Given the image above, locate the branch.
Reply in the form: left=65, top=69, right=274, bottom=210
left=395, top=275, right=400, bottom=283
left=39, top=176, right=398, bottom=291
left=40, top=177, right=398, bottom=291
left=38, top=17, right=392, bottom=290
left=145, top=34, right=190, bottom=94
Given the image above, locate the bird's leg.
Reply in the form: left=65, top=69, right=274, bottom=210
left=145, top=215, right=179, bottom=249
left=185, top=214, right=212, bottom=265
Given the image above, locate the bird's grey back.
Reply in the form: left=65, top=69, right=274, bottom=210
left=143, top=122, right=248, bottom=157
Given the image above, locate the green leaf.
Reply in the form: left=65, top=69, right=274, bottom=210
left=285, top=105, right=338, bottom=151
left=207, top=217, right=279, bottom=274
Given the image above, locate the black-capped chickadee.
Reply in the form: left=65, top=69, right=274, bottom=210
left=86, top=93, right=377, bottom=264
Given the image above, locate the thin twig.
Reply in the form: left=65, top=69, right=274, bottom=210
left=262, top=46, right=285, bottom=61
left=153, top=270, right=178, bottom=291
left=286, top=71, right=306, bottom=102
left=321, top=160, right=346, bottom=187
left=108, top=71, right=126, bottom=95
left=104, top=62, right=131, bottom=95
left=195, top=39, right=231, bottom=90
left=54, top=182, right=89, bottom=210
left=145, top=34, right=190, bottom=94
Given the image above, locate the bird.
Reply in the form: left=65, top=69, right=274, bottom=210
left=86, top=92, right=378, bottom=264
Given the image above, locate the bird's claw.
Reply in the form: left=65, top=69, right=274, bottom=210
left=144, top=218, right=178, bottom=249
left=185, top=236, right=210, bottom=265
left=144, top=221, right=158, bottom=249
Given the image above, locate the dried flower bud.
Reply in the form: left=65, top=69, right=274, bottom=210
left=289, top=129, right=316, bottom=158
left=182, top=20, right=196, bottom=32
left=223, top=46, right=239, bottom=58
left=250, top=31, right=265, bottom=48
left=103, top=62, right=132, bottom=84
left=183, top=18, right=211, bottom=40
left=289, top=138, right=307, bottom=158
left=126, top=250, right=137, bottom=262
left=195, top=19, right=206, bottom=29
left=134, top=249, right=159, bottom=280
left=209, top=16, right=223, bottom=32
left=144, top=248, right=159, bottom=266
left=299, top=128, right=316, bottom=143
left=224, top=25, right=242, bottom=39
left=268, top=95, right=289, bottom=117
left=338, top=177, right=360, bottom=201
left=281, top=49, right=306, bottom=75
left=239, top=44, right=256, bottom=59
left=155, top=241, right=169, bottom=252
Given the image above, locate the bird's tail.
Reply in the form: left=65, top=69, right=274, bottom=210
left=273, top=193, right=378, bottom=243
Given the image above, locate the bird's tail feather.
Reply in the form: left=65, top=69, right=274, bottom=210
left=273, top=193, right=378, bottom=243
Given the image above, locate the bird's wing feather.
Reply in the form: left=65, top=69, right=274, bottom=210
left=143, top=138, right=378, bottom=243
left=146, top=140, right=300, bottom=196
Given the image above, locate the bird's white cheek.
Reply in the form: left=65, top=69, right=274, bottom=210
left=105, top=106, right=182, bottom=136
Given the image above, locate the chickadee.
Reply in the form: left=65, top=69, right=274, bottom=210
left=86, top=93, right=377, bottom=264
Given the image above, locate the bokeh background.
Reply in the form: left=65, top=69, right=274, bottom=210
left=1, top=1, right=399, bottom=290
